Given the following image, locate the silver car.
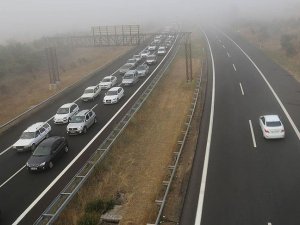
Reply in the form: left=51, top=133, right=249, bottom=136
left=67, top=109, right=97, bottom=135
left=136, top=64, right=150, bottom=77
left=122, top=70, right=139, bottom=86
left=119, top=63, right=133, bottom=74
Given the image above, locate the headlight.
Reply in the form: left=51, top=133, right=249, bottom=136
left=39, top=162, right=46, bottom=167
left=63, top=117, right=68, bottom=120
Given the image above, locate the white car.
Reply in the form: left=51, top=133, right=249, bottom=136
left=100, top=76, right=117, bottom=89
left=140, top=49, right=150, bottom=58
left=127, top=58, right=138, bottom=67
left=146, top=54, right=157, bottom=65
left=133, top=54, right=142, bottom=63
left=148, top=44, right=157, bottom=51
left=81, top=85, right=101, bottom=101
left=12, top=122, right=51, bottom=151
left=122, top=70, right=139, bottom=86
left=103, top=87, right=124, bottom=104
left=119, top=63, right=133, bottom=74
left=53, top=103, right=79, bottom=124
left=259, top=115, right=285, bottom=139
left=136, top=64, right=150, bottom=77
left=157, top=46, right=166, bottom=55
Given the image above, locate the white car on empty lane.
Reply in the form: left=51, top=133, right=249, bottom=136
left=259, top=114, right=285, bottom=139
left=53, top=103, right=79, bottom=124
left=103, top=87, right=124, bottom=104
left=99, top=75, right=117, bottom=89
left=81, top=85, right=101, bottom=101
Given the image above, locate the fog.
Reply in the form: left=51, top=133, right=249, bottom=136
left=0, top=0, right=299, bottom=43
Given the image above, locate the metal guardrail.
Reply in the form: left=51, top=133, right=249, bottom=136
left=147, top=46, right=205, bottom=225
left=34, top=34, right=183, bottom=225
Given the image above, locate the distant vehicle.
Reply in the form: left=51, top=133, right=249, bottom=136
left=157, top=46, right=166, bottom=55
left=140, top=49, right=151, bottom=58
left=103, top=87, right=124, bottom=104
left=26, top=136, right=68, bottom=171
left=122, top=70, right=139, bottom=86
left=153, top=38, right=161, bottom=44
left=146, top=54, right=158, bottom=65
left=119, top=63, right=134, bottom=74
left=133, top=54, right=142, bottom=63
left=12, top=122, right=51, bottom=151
left=100, top=75, right=117, bottom=89
left=148, top=43, right=157, bottom=51
left=81, top=85, right=101, bottom=101
left=53, top=103, right=79, bottom=124
left=136, top=64, right=150, bottom=77
left=67, top=109, right=97, bottom=135
left=127, top=58, right=138, bottom=67
left=259, top=115, right=285, bottom=139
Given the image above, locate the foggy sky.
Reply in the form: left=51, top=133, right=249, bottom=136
left=0, top=0, right=299, bottom=43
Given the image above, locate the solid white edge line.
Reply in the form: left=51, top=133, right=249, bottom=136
left=222, top=31, right=300, bottom=141
left=239, top=82, right=245, bottom=96
left=91, top=104, right=98, bottom=110
left=12, top=35, right=180, bottom=225
left=194, top=31, right=216, bottom=225
left=233, top=64, right=237, bottom=71
left=249, top=120, right=257, bottom=148
left=0, top=165, right=26, bottom=189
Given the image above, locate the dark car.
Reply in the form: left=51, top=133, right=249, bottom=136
left=26, top=136, right=68, bottom=171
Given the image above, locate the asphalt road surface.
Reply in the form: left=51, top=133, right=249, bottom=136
left=0, top=34, right=181, bottom=225
left=180, top=28, right=300, bottom=225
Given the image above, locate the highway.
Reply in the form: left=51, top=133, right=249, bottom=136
left=180, top=28, right=300, bottom=225
left=0, top=34, right=181, bottom=225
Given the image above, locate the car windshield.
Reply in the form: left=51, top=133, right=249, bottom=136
left=84, top=89, right=94, bottom=94
left=137, top=65, right=146, bottom=70
left=57, top=107, right=69, bottom=114
left=266, top=121, right=282, bottom=127
left=33, top=146, right=51, bottom=156
left=127, top=59, right=135, bottom=63
left=70, top=116, right=85, bottom=123
left=20, top=132, right=35, bottom=139
left=124, top=74, right=133, bottom=79
left=102, top=78, right=111, bottom=82
left=147, top=56, right=155, bottom=60
left=107, top=90, right=118, bottom=96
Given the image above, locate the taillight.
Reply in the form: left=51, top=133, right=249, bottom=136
left=264, top=129, right=270, bottom=133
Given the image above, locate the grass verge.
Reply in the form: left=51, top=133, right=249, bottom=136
left=55, top=34, right=202, bottom=225
left=0, top=46, right=130, bottom=125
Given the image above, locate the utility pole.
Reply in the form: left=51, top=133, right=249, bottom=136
left=45, top=47, right=60, bottom=90
left=184, top=32, right=193, bottom=82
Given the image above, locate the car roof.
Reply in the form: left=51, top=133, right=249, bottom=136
left=264, top=115, right=280, bottom=122
left=75, top=109, right=90, bottom=116
left=103, top=75, right=114, bottom=79
left=39, top=136, right=63, bottom=146
left=61, top=103, right=75, bottom=108
left=125, top=70, right=136, bottom=75
left=25, top=122, right=46, bottom=132
left=148, top=54, right=156, bottom=57
left=109, top=87, right=121, bottom=91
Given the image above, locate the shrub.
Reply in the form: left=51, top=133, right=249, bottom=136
left=85, top=199, right=115, bottom=214
left=280, top=34, right=298, bottom=56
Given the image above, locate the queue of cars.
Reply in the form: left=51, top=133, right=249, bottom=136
left=12, top=32, right=176, bottom=172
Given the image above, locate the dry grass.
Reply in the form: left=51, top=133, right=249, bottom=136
left=237, top=25, right=300, bottom=82
left=55, top=44, right=200, bottom=225
left=0, top=46, right=130, bottom=125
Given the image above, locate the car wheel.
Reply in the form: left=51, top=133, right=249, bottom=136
left=83, top=126, right=87, bottom=134
left=49, top=161, right=54, bottom=169
left=64, top=145, right=69, bottom=153
left=31, top=144, right=36, bottom=151
left=68, top=118, right=71, bottom=123
left=94, top=118, right=97, bottom=124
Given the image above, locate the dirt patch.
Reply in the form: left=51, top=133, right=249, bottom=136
left=0, top=46, right=130, bottom=125
left=55, top=38, right=202, bottom=225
